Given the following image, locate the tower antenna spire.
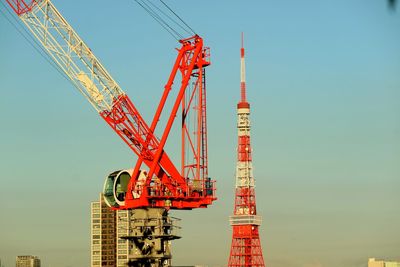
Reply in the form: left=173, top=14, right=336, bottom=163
left=240, top=32, right=247, bottom=103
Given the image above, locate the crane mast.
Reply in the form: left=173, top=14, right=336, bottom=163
left=5, top=0, right=216, bottom=211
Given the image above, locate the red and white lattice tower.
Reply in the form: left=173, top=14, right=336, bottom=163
left=228, top=33, right=265, bottom=267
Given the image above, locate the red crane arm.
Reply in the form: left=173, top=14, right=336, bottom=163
left=5, top=0, right=37, bottom=15
left=4, top=0, right=216, bottom=210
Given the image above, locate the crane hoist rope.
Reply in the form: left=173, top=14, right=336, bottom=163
left=134, top=0, right=187, bottom=40
left=158, top=0, right=196, bottom=35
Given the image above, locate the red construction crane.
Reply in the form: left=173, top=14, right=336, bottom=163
left=4, top=0, right=216, bottom=210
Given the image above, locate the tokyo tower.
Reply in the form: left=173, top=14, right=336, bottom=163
left=228, top=33, right=265, bottom=267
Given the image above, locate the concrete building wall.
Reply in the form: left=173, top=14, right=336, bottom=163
left=91, top=194, right=116, bottom=267
left=369, top=258, right=385, bottom=267
left=369, top=258, right=400, bottom=267
left=15, top=256, right=40, bottom=267
left=91, top=194, right=135, bottom=267
left=386, top=262, right=400, bottom=267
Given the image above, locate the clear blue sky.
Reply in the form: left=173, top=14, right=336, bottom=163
left=0, top=1, right=399, bottom=267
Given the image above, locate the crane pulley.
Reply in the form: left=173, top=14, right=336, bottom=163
left=5, top=0, right=216, bottom=210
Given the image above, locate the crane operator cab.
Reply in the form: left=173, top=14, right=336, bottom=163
left=103, top=169, right=129, bottom=208
left=103, top=169, right=150, bottom=208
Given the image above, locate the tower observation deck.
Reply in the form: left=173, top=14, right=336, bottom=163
left=228, top=33, right=265, bottom=267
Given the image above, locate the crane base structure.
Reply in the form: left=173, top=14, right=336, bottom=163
left=120, top=208, right=180, bottom=267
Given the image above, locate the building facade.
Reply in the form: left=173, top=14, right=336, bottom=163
left=91, top=194, right=133, bottom=267
left=15, top=256, right=40, bottom=267
left=91, top=194, right=116, bottom=266
left=369, top=258, right=400, bottom=267
left=386, top=262, right=400, bottom=267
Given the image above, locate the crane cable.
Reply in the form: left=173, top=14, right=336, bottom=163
left=146, top=0, right=193, bottom=36
left=159, top=0, right=196, bottom=36
left=134, top=0, right=182, bottom=40
left=133, top=0, right=196, bottom=40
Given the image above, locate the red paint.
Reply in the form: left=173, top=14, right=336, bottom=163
left=5, top=0, right=38, bottom=16
left=100, top=36, right=215, bottom=210
left=228, top=34, right=265, bottom=267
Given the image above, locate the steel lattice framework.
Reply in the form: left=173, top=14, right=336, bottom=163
left=228, top=34, right=265, bottom=267
left=5, top=0, right=216, bottom=210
